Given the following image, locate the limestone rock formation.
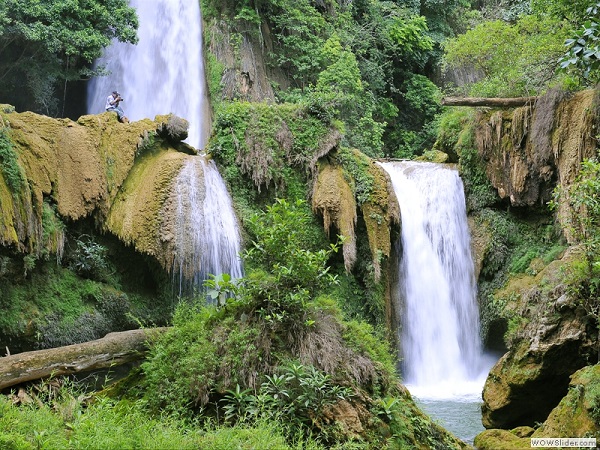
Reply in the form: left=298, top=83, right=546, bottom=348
left=481, top=247, right=597, bottom=429
left=0, top=107, right=202, bottom=274
left=476, top=364, right=600, bottom=448
left=475, top=89, right=598, bottom=242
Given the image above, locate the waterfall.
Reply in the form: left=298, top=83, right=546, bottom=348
left=87, top=0, right=243, bottom=294
left=379, top=161, right=490, bottom=399
left=172, top=158, right=244, bottom=296
left=86, top=0, right=210, bottom=149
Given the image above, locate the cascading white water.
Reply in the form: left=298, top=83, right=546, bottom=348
left=88, top=0, right=243, bottom=294
left=379, top=161, right=491, bottom=396
left=87, top=0, right=210, bottom=149
left=380, top=161, right=496, bottom=443
left=173, top=158, right=243, bottom=295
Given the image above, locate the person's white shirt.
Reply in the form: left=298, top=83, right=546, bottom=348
left=105, top=94, right=117, bottom=110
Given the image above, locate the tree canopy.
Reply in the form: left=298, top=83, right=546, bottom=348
left=0, top=0, right=138, bottom=115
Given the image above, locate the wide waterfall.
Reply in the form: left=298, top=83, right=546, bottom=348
left=87, top=0, right=243, bottom=294
left=379, top=161, right=494, bottom=443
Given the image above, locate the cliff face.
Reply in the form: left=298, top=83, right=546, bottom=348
left=471, top=89, right=600, bottom=440
left=475, top=89, right=599, bottom=241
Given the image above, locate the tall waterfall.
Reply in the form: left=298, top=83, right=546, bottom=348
left=87, top=0, right=243, bottom=294
left=87, top=0, right=210, bottom=149
left=379, top=161, right=489, bottom=399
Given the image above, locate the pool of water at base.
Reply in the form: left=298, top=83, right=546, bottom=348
left=414, top=396, right=484, bottom=445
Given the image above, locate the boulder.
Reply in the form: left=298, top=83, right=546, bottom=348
left=156, top=114, right=189, bottom=143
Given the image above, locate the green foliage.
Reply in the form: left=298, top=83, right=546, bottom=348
left=0, top=127, right=25, bottom=194
left=532, top=0, right=596, bottom=23
left=443, top=14, right=572, bottom=97
left=141, top=305, right=259, bottom=417
left=478, top=211, right=515, bottom=279
left=456, top=125, right=498, bottom=212
left=552, top=157, right=600, bottom=323
left=41, top=201, right=66, bottom=261
left=342, top=320, right=397, bottom=384
left=209, top=101, right=331, bottom=198
left=266, top=0, right=331, bottom=86
left=559, top=2, right=600, bottom=84
left=68, top=235, right=113, bottom=283
left=0, top=0, right=138, bottom=115
left=391, top=74, right=442, bottom=158
left=204, top=51, right=225, bottom=103
left=221, top=362, right=352, bottom=432
left=309, top=35, right=385, bottom=157
left=242, top=199, right=339, bottom=326
left=0, top=383, right=299, bottom=449
left=577, top=365, right=600, bottom=424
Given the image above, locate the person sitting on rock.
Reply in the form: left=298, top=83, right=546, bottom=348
left=105, top=91, right=129, bottom=123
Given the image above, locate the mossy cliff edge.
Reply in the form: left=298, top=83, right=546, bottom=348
left=0, top=107, right=200, bottom=352
left=0, top=106, right=198, bottom=268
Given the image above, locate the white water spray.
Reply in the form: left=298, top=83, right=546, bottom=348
left=87, top=0, right=210, bottom=149
left=379, top=161, right=492, bottom=400
left=88, top=0, right=243, bottom=293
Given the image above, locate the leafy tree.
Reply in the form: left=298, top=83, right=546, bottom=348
left=559, top=2, right=600, bottom=84
left=443, top=14, right=572, bottom=96
left=0, top=0, right=138, bottom=116
left=308, top=35, right=386, bottom=157
left=531, top=0, right=596, bottom=23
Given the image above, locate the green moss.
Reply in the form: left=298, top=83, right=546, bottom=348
left=335, top=147, right=375, bottom=206
left=0, top=127, right=26, bottom=195
left=457, top=126, right=498, bottom=212
left=205, top=51, right=225, bottom=105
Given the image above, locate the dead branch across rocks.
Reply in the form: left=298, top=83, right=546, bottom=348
left=441, top=96, right=538, bottom=107
left=0, top=328, right=168, bottom=391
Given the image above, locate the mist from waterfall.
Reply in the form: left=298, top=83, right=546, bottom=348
left=87, top=0, right=243, bottom=295
left=379, top=161, right=493, bottom=400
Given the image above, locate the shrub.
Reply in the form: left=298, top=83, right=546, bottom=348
left=68, top=235, right=113, bottom=283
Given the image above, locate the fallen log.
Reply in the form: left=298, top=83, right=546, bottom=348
left=441, top=96, right=537, bottom=107
left=0, top=328, right=168, bottom=391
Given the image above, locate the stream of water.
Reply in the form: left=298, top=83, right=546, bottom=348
left=379, top=161, right=495, bottom=444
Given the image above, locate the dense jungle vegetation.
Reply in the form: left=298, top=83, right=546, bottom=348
left=0, top=0, right=599, bottom=448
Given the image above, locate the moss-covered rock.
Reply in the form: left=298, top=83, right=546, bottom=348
left=481, top=247, right=597, bottom=429
left=533, top=364, right=600, bottom=439
left=477, top=364, right=600, bottom=448
left=0, top=107, right=194, bottom=269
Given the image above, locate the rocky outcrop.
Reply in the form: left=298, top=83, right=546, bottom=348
left=476, top=364, right=600, bottom=448
left=0, top=107, right=200, bottom=273
left=476, top=89, right=598, bottom=241
left=481, top=247, right=597, bottom=429
left=205, top=18, right=278, bottom=103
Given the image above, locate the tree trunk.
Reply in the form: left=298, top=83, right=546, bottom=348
left=441, top=96, right=537, bottom=107
left=0, top=328, right=168, bottom=390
